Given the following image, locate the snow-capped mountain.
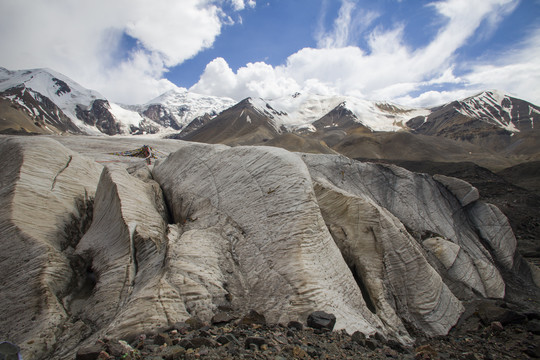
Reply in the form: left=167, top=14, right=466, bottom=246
left=121, top=89, right=236, bottom=131
left=407, top=90, right=540, bottom=144
left=0, top=67, right=236, bottom=136
left=2, top=66, right=539, bottom=148
left=178, top=97, right=286, bottom=145
left=0, top=67, right=118, bottom=135
left=456, top=90, right=539, bottom=131
left=264, top=92, right=430, bottom=132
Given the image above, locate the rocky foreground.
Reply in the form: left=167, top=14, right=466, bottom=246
left=0, top=136, right=539, bottom=360
left=71, top=301, right=540, bottom=360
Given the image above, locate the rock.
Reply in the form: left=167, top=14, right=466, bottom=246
left=524, top=343, right=540, bottom=358
left=351, top=331, right=366, bottom=345
left=106, top=342, right=128, bottom=357
left=239, top=310, right=266, bottom=326
left=287, top=321, right=303, bottom=331
left=245, top=337, right=267, bottom=349
left=365, top=337, right=380, bottom=350
left=216, top=334, right=240, bottom=346
left=490, top=321, right=504, bottom=332
left=291, top=346, right=309, bottom=358
left=97, top=351, right=111, bottom=360
left=185, top=316, right=207, bottom=330
left=187, top=337, right=218, bottom=349
left=161, top=345, right=186, bottom=360
left=153, top=333, right=172, bottom=346
left=211, top=312, right=236, bottom=325
left=526, top=320, right=540, bottom=335
left=307, top=311, right=337, bottom=331
left=477, top=302, right=527, bottom=326
left=75, top=344, right=105, bottom=360
left=414, top=344, right=438, bottom=359
left=0, top=342, right=22, bottom=360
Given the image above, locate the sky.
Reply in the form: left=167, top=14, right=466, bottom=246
left=0, top=0, right=539, bottom=107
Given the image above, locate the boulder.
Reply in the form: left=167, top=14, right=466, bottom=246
left=307, top=311, right=337, bottom=331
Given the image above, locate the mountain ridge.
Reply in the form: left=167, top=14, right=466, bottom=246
left=1, top=67, right=539, bottom=165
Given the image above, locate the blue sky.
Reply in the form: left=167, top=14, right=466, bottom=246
left=1, top=0, right=539, bottom=106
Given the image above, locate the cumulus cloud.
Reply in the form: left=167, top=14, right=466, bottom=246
left=230, top=0, right=256, bottom=11
left=192, top=57, right=300, bottom=100
left=0, top=0, right=245, bottom=103
left=192, top=0, right=531, bottom=107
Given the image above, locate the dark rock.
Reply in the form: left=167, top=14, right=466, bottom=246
left=185, top=316, right=207, bottom=330
left=161, top=345, right=187, bottom=360
left=524, top=343, right=540, bottom=358
left=106, top=342, right=127, bottom=357
left=216, top=334, right=240, bottom=346
left=75, top=343, right=105, bottom=360
left=245, top=337, right=267, bottom=349
left=75, top=100, right=120, bottom=135
left=189, top=337, right=218, bottom=349
left=374, top=331, right=387, bottom=342
left=490, top=321, right=504, bottom=332
left=306, top=311, right=336, bottom=331
left=415, top=344, right=438, bottom=360
left=287, top=320, right=303, bottom=331
left=351, top=331, right=366, bottom=346
left=96, top=351, right=110, bottom=360
left=239, top=310, right=266, bottom=326
left=0, top=342, right=22, bottom=360
left=172, top=321, right=189, bottom=334
left=477, top=302, right=527, bottom=325
left=178, top=339, right=194, bottom=349
left=211, top=311, right=236, bottom=325
left=365, top=337, right=380, bottom=351
left=153, top=332, right=172, bottom=346
left=527, top=320, right=540, bottom=335
left=198, top=329, right=212, bottom=337
left=387, top=339, right=407, bottom=353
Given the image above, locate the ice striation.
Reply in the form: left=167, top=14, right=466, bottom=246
left=0, top=136, right=536, bottom=360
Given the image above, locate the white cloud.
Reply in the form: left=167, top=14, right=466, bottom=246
left=0, top=0, right=241, bottom=104
left=230, top=0, right=245, bottom=11
left=400, top=26, right=540, bottom=107
left=316, top=0, right=379, bottom=48
left=191, top=57, right=300, bottom=100
left=192, top=0, right=529, bottom=107
left=462, top=27, right=540, bottom=104
left=395, top=89, right=480, bottom=108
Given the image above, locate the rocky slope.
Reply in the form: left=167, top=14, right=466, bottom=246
left=407, top=90, right=540, bottom=153
left=0, top=135, right=538, bottom=360
left=0, top=67, right=118, bottom=135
